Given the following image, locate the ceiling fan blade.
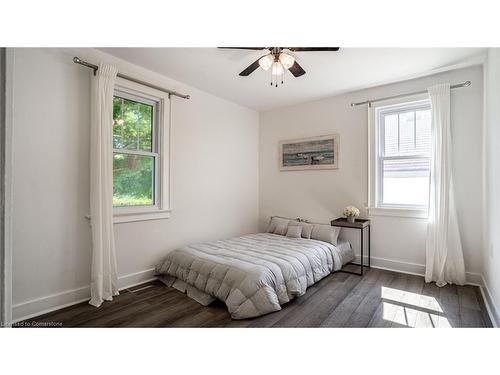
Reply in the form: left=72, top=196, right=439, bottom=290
left=239, top=58, right=261, bottom=76
left=287, top=47, right=340, bottom=52
left=288, top=61, right=306, bottom=77
left=218, top=47, right=269, bottom=50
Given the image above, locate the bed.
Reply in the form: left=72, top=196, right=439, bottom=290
left=155, top=221, right=354, bottom=319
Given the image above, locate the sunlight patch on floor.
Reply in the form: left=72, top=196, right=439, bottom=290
left=381, top=286, right=451, bottom=328
left=381, top=286, right=443, bottom=312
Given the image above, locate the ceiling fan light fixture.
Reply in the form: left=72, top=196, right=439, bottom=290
left=279, top=52, right=295, bottom=70
left=258, top=54, right=274, bottom=71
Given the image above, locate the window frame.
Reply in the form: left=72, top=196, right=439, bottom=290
left=112, top=77, right=171, bottom=223
left=368, top=94, right=431, bottom=219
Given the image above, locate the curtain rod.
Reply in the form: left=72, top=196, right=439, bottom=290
left=350, top=80, right=471, bottom=107
left=73, top=57, right=190, bottom=100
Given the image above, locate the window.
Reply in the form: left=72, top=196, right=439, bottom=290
left=369, top=98, right=431, bottom=217
left=113, top=94, right=157, bottom=207
left=111, top=78, right=171, bottom=223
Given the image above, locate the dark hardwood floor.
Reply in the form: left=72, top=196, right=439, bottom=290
left=16, top=268, right=493, bottom=328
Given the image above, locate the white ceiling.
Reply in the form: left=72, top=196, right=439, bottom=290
left=100, top=48, right=486, bottom=111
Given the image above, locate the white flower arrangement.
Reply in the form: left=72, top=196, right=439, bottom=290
left=343, top=206, right=360, bottom=218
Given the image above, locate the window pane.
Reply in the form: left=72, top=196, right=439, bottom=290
left=113, top=96, right=153, bottom=152
left=398, top=111, right=415, bottom=155
left=113, top=153, right=154, bottom=207
left=382, top=158, right=430, bottom=206
left=384, top=114, right=398, bottom=156
left=416, top=109, right=431, bottom=155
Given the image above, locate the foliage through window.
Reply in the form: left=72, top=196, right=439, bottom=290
left=112, top=93, right=158, bottom=207
left=376, top=100, right=431, bottom=209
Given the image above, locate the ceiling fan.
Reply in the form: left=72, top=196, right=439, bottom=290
left=219, top=47, right=340, bottom=87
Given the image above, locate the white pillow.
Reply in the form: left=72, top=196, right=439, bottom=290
left=273, top=223, right=288, bottom=236
left=267, top=217, right=289, bottom=233
left=289, top=221, right=314, bottom=239
left=286, top=225, right=302, bottom=238
left=311, top=224, right=341, bottom=246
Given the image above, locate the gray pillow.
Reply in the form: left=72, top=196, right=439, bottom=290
left=267, top=217, right=289, bottom=233
left=289, top=221, right=314, bottom=239
left=286, top=225, right=302, bottom=238
left=273, top=223, right=288, bottom=236
left=311, top=224, right=341, bottom=245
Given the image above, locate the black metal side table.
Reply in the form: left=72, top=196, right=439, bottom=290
left=331, top=218, right=371, bottom=276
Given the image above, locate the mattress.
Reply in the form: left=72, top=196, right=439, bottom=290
left=155, top=233, right=354, bottom=319
left=335, top=239, right=355, bottom=266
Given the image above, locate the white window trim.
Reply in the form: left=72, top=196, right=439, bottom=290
left=112, top=77, right=172, bottom=223
left=367, top=93, right=430, bottom=219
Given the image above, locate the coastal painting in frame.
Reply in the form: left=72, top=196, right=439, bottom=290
left=279, top=134, right=339, bottom=171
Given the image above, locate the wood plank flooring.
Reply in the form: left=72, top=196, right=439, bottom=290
left=16, top=268, right=493, bottom=328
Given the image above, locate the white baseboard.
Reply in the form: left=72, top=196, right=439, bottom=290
left=12, top=268, right=157, bottom=323
left=117, top=268, right=156, bottom=290
left=479, top=275, right=499, bottom=328
left=363, top=255, right=426, bottom=276
left=353, top=255, right=425, bottom=275
left=354, top=255, right=483, bottom=285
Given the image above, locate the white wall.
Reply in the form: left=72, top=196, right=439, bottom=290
left=11, top=48, right=259, bottom=320
left=483, top=48, right=500, bottom=326
left=260, top=66, right=484, bottom=279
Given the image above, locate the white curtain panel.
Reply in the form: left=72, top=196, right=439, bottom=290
left=425, top=83, right=466, bottom=287
left=89, top=64, right=119, bottom=307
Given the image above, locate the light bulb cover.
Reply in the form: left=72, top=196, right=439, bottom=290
left=279, top=52, right=295, bottom=70
left=258, top=54, right=274, bottom=71
left=271, top=61, right=284, bottom=76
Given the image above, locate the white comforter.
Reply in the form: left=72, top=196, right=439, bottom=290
left=155, top=233, right=352, bottom=319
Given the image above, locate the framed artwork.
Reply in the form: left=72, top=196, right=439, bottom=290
left=279, top=134, right=339, bottom=171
